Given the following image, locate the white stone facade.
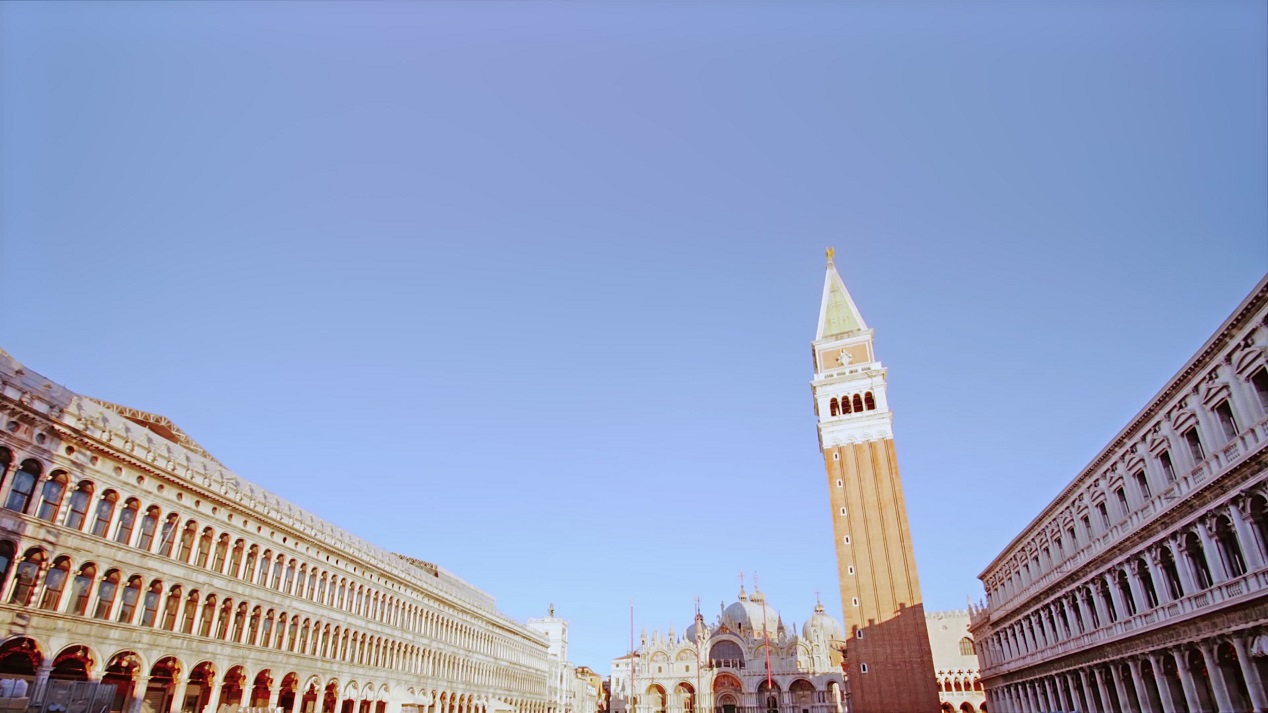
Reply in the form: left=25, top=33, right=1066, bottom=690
left=608, top=589, right=842, bottom=713
left=926, top=610, right=985, bottom=713
left=968, top=276, right=1268, bottom=713
left=0, top=349, right=554, bottom=713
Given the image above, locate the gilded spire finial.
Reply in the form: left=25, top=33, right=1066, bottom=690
left=826, top=247, right=835, bottom=264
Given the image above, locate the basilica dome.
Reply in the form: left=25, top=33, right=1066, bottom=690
left=722, top=588, right=782, bottom=635
left=802, top=600, right=844, bottom=641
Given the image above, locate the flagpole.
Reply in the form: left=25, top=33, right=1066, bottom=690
left=694, top=597, right=702, bottom=713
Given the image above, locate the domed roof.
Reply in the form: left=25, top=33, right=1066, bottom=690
left=722, top=587, right=782, bottom=635
left=802, top=599, right=843, bottom=641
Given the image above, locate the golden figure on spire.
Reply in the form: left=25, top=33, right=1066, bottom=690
left=826, top=246, right=835, bottom=264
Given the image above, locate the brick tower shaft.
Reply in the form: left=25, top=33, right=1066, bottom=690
left=809, top=249, right=940, bottom=713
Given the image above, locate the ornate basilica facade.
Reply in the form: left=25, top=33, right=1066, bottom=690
left=0, top=349, right=554, bottom=713
left=969, top=276, right=1268, bottom=713
left=608, top=588, right=843, bottom=713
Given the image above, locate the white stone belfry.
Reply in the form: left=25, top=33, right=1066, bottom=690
left=811, top=251, right=893, bottom=448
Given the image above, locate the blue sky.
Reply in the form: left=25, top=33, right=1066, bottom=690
left=1, top=1, right=1265, bottom=674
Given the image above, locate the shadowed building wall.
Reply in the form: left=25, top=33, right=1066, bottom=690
left=809, top=250, right=940, bottom=713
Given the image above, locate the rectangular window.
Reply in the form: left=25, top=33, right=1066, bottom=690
left=847, top=565, right=855, bottom=575
left=842, top=535, right=851, bottom=545
left=1081, top=515, right=1092, bottom=541
left=1215, top=401, right=1239, bottom=441
left=1184, top=428, right=1205, bottom=463
left=1115, top=487, right=1129, bottom=517
left=852, top=597, right=859, bottom=607
left=1252, top=368, right=1268, bottom=411
left=840, top=507, right=847, bottom=516
left=1096, top=502, right=1110, bottom=529
left=1160, top=451, right=1176, bottom=483
left=860, top=663, right=868, bottom=673
left=1067, top=526, right=1077, bottom=549
left=1134, top=471, right=1151, bottom=500
left=836, top=479, right=843, bottom=488
left=1053, top=537, right=1063, bottom=557
left=856, top=630, right=864, bottom=639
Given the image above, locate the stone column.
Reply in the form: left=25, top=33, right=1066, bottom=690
left=1104, top=574, right=1127, bottom=622
left=1127, top=659, right=1156, bottom=713
left=1043, top=677, right=1058, bottom=712
left=1147, top=653, right=1180, bottom=713
left=268, top=684, right=282, bottom=711
left=1126, top=560, right=1150, bottom=611
left=1173, top=649, right=1204, bottom=713
left=169, top=680, right=190, bottom=713
left=127, top=677, right=151, bottom=713
left=1055, top=674, right=1071, bottom=712
left=1110, top=665, right=1132, bottom=713
left=1171, top=534, right=1202, bottom=594
left=1196, top=520, right=1231, bottom=584
left=1230, top=635, right=1268, bottom=712
left=31, top=664, right=52, bottom=707
left=1088, top=587, right=1110, bottom=628
left=1230, top=498, right=1266, bottom=570
left=1198, top=641, right=1233, bottom=712
left=1094, top=669, right=1114, bottom=713
left=1078, top=670, right=1096, bottom=713
left=1066, top=672, right=1085, bottom=713
left=1146, top=549, right=1174, bottom=605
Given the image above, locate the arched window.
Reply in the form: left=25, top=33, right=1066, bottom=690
left=1135, top=557, right=1159, bottom=608
left=317, top=574, right=327, bottom=604
left=271, top=555, right=285, bottom=590
left=283, top=560, right=296, bottom=594
left=852, top=395, right=864, bottom=413
left=182, top=590, right=200, bottom=634
left=958, top=637, right=974, bottom=656
left=196, top=528, right=214, bottom=568
left=157, top=514, right=179, bottom=556
left=258, top=551, right=273, bottom=586
left=228, top=540, right=245, bottom=579
left=63, top=482, right=94, bottom=531
left=140, top=580, right=163, bottom=627
left=162, top=586, right=182, bottom=631
left=177, top=521, right=198, bottom=562
left=864, top=392, right=876, bottom=411
left=10, top=548, right=46, bottom=605
left=216, top=599, right=234, bottom=640
left=231, top=602, right=247, bottom=642
left=830, top=399, right=839, bottom=417
left=244, top=606, right=260, bottom=645
left=288, top=616, right=300, bottom=652
left=70, top=563, right=96, bottom=615
left=842, top=396, right=852, bottom=414
left=95, top=570, right=121, bottom=619
left=117, top=575, right=144, bottom=623
left=36, top=471, right=68, bottom=521
left=262, top=610, right=275, bottom=647
left=5, top=460, right=42, bottom=513
left=243, top=546, right=259, bottom=581
left=307, top=568, right=318, bottom=601
left=136, top=507, right=162, bottom=551
left=40, top=556, right=72, bottom=610
left=91, top=491, right=117, bottom=537
left=212, top=535, right=230, bottom=573
left=199, top=595, right=217, bottom=637
left=114, top=499, right=140, bottom=545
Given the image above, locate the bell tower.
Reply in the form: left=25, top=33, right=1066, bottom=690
left=810, top=249, right=940, bottom=713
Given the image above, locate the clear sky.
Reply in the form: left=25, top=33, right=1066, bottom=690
left=1, top=1, right=1265, bottom=675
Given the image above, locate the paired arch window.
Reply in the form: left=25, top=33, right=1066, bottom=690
left=828, top=391, right=878, bottom=417
left=36, top=472, right=68, bottom=521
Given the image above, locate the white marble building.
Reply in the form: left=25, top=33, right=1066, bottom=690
left=0, top=349, right=554, bottom=713
left=926, top=610, right=985, bottom=713
left=609, top=588, right=842, bottom=713
left=969, top=276, right=1268, bottom=713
